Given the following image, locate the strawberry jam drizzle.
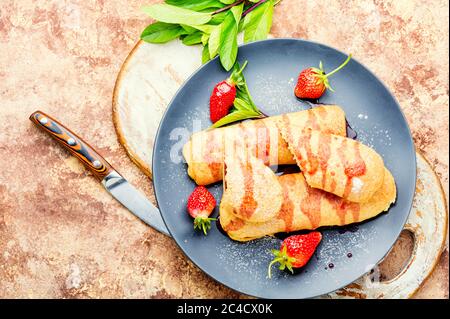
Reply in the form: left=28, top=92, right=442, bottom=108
left=300, top=129, right=320, bottom=175
left=282, top=114, right=302, bottom=161
left=318, top=133, right=331, bottom=188
left=283, top=112, right=320, bottom=175
left=281, top=114, right=293, bottom=143
left=345, top=143, right=366, bottom=177
left=300, top=184, right=322, bottom=229
left=342, top=142, right=366, bottom=198
left=336, top=139, right=351, bottom=198
left=330, top=179, right=337, bottom=193
left=282, top=113, right=326, bottom=176
left=204, top=131, right=222, bottom=181
left=229, top=123, right=248, bottom=164
left=254, top=121, right=270, bottom=165
left=315, top=106, right=328, bottom=120
left=324, top=192, right=360, bottom=225
left=222, top=218, right=245, bottom=232
left=276, top=175, right=295, bottom=232
left=306, top=109, right=320, bottom=131
left=305, top=101, right=358, bottom=139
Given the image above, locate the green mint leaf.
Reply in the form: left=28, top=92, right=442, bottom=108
left=238, top=18, right=246, bottom=32
left=218, top=4, right=243, bottom=71
left=202, top=45, right=211, bottom=64
left=201, top=32, right=210, bottom=46
left=182, top=31, right=203, bottom=45
left=219, top=23, right=238, bottom=71
left=237, top=86, right=260, bottom=113
left=243, top=0, right=273, bottom=43
left=165, top=0, right=225, bottom=11
left=208, top=24, right=221, bottom=59
left=233, top=97, right=251, bottom=111
left=229, top=60, right=247, bottom=84
left=236, top=88, right=252, bottom=106
left=231, top=62, right=260, bottom=113
left=142, top=4, right=212, bottom=25
left=189, top=24, right=215, bottom=34
left=230, top=3, right=244, bottom=23
left=238, top=84, right=260, bottom=112
left=211, top=109, right=263, bottom=128
left=140, top=22, right=186, bottom=43
left=210, top=11, right=227, bottom=25
left=219, top=0, right=235, bottom=4
left=180, top=24, right=198, bottom=34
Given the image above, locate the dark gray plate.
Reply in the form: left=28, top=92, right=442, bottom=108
left=152, top=39, right=416, bottom=299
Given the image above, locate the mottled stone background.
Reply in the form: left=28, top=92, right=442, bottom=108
left=0, top=0, right=448, bottom=298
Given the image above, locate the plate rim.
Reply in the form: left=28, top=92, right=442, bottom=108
left=152, top=38, right=417, bottom=298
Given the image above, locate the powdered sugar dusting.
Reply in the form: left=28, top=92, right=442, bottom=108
left=250, top=74, right=302, bottom=114
left=351, top=177, right=364, bottom=193
left=351, top=121, right=393, bottom=154
left=357, top=113, right=369, bottom=120
left=212, top=223, right=380, bottom=289
left=315, top=225, right=379, bottom=274
left=215, top=236, right=284, bottom=284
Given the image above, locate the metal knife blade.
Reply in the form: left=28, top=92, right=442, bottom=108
left=30, top=110, right=170, bottom=237
left=102, top=171, right=170, bottom=236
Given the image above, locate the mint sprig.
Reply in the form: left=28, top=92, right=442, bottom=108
left=212, top=61, right=266, bottom=128
left=140, top=0, right=282, bottom=71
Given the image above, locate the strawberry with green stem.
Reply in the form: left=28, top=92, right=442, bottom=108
left=187, top=186, right=217, bottom=235
left=294, top=54, right=352, bottom=100
left=268, top=232, right=322, bottom=278
left=211, top=61, right=266, bottom=128
left=210, top=61, right=248, bottom=123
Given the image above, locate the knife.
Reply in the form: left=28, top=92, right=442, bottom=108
left=29, top=110, right=170, bottom=236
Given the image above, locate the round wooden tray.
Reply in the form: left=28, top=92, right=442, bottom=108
left=112, top=40, right=202, bottom=178
left=112, top=40, right=448, bottom=298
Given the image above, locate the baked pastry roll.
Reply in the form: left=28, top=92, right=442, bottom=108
left=183, top=105, right=346, bottom=185
left=277, top=117, right=385, bottom=203
left=220, top=155, right=396, bottom=242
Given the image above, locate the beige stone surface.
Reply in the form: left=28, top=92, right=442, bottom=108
left=0, top=0, right=448, bottom=298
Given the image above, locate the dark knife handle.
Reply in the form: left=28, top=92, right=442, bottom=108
left=29, top=110, right=114, bottom=180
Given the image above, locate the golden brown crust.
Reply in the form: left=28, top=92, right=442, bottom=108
left=277, top=125, right=385, bottom=203
left=220, top=168, right=396, bottom=242
left=183, top=105, right=346, bottom=185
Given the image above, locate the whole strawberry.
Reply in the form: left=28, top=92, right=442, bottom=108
left=268, top=232, right=322, bottom=278
left=187, top=186, right=216, bottom=235
left=210, top=61, right=247, bottom=123
left=294, top=54, right=352, bottom=100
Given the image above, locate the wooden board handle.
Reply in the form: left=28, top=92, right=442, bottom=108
left=29, top=111, right=114, bottom=180
left=324, top=152, right=448, bottom=299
